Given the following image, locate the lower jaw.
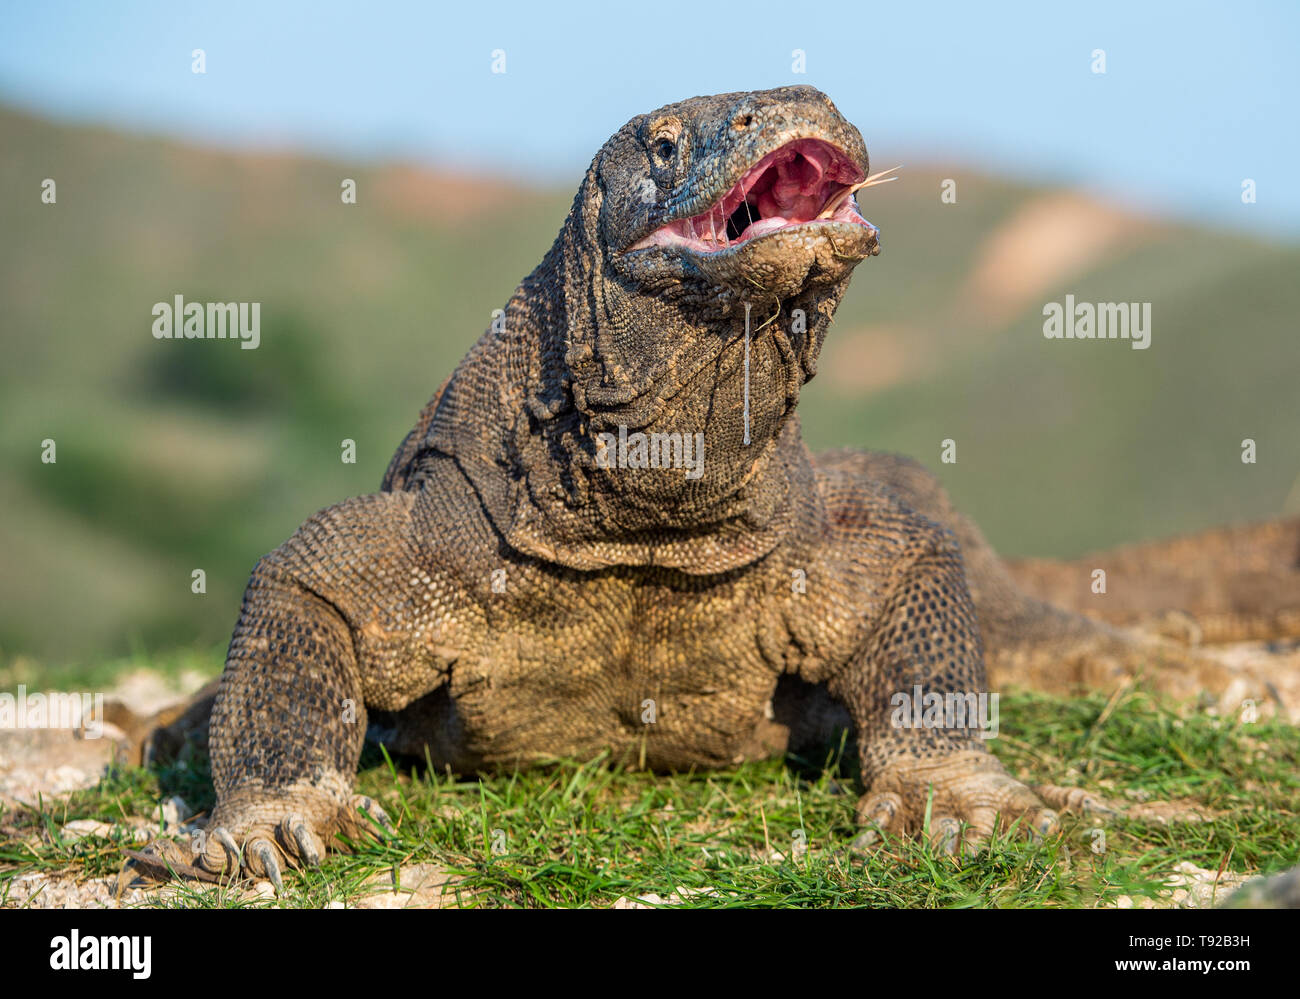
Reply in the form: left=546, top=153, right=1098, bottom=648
left=684, top=222, right=879, bottom=300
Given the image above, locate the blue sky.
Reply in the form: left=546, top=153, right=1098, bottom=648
left=1, top=1, right=1296, bottom=235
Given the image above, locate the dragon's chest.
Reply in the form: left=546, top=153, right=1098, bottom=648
left=443, top=570, right=789, bottom=769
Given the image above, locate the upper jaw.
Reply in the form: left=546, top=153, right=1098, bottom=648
left=627, top=137, right=876, bottom=256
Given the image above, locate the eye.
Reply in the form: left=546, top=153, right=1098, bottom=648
left=654, top=138, right=676, bottom=161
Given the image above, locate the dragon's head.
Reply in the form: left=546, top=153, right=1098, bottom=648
left=601, top=85, right=880, bottom=302
left=552, top=85, right=883, bottom=441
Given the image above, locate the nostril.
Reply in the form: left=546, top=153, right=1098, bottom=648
left=734, top=113, right=754, bottom=129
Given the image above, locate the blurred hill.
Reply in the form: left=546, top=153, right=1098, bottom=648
left=3, top=106, right=1299, bottom=668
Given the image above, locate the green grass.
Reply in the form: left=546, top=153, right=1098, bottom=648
left=2, top=680, right=1295, bottom=908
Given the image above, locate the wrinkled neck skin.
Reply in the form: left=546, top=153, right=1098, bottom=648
left=432, top=171, right=850, bottom=575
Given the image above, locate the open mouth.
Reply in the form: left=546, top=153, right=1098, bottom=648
left=630, top=138, right=874, bottom=254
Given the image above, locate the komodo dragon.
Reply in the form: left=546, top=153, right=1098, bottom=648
left=147, top=86, right=1296, bottom=885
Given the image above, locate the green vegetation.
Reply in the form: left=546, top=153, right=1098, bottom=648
left=1, top=680, right=1294, bottom=908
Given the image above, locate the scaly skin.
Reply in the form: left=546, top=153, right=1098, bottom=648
left=1004, top=518, right=1300, bottom=645
left=187, top=87, right=1292, bottom=883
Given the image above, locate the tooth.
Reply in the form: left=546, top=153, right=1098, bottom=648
left=813, top=164, right=904, bottom=220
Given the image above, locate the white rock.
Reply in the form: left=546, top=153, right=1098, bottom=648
left=48, top=765, right=91, bottom=792
left=59, top=819, right=150, bottom=844
left=159, top=795, right=191, bottom=829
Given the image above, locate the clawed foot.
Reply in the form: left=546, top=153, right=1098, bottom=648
left=1033, top=782, right=1210, bottom=824
left=852, top=749, right=1059, bottom=854
left=849, top=750, right=1217, bottom=855
left=197, top=792, right=394, bottom=889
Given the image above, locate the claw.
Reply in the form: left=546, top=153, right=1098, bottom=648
left=206, top=826, right=241, bottom=874
left=1030, top=808, right=1061, bottom=839
left=855, top=790, right=901, bottom=830
left=850, top=791, right=903, bottom=853
left=249, top=838, right=283, bottom=892
left=849, top=828, right=880, bottom=853
left=1034, top=783, right=1118, bottom=817
left=352, top=795, right=395, bottom=835
left=929, top=816, right=962, bottom=855
left=284, top=814, right=323, bottom=867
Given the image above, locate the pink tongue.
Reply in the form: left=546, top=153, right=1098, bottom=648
left=744, top=216, right=790, bottom=239
left=755, top=146, right=828, bottom=221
